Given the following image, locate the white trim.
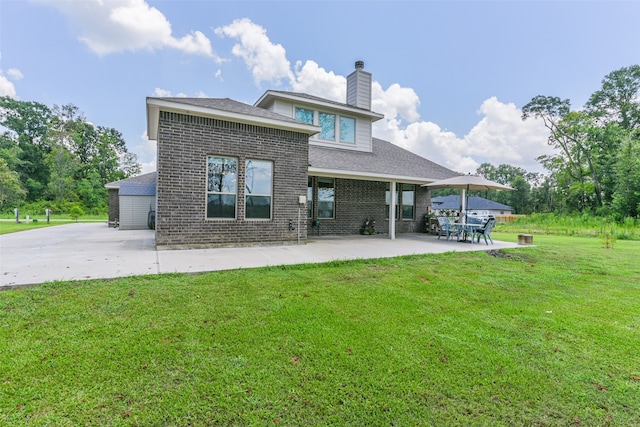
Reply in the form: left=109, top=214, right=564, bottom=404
left=308, top=167, right=436, bottom=185
left=146, top=98, right=320, bottom=141
left=255, top=91, right=384, bottom=122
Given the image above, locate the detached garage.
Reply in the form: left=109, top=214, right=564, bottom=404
left=105, top=172, right=157, bottom=230
left=119, top=182, right=156, bottom=230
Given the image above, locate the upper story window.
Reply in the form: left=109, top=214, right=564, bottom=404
left=295, top=106, right=355, bottom=144
left=295, top=107, right=314, bottom=124
left=207, top=156, right=238, bottom=219
left=319, top=113, right=336, bottom=141
left=340, top=117, right=355, bottom=143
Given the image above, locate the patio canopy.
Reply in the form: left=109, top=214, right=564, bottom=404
left=423, top=174, right=513, bottom=218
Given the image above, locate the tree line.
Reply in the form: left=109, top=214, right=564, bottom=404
left=466, top=65, right=640, bottom=222
left=0, top=97, right=141, bottom=214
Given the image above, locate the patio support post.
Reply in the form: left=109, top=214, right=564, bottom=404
left=461, top=188, right=466, bottom=222
left=389, top=180, right=396, bottom=239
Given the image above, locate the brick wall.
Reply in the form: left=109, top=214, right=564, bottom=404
left=156, top=111, right=309, bottom=249
left=307, top=178, right=430, bottom=236
left=108, top=189, right=119, bottom=223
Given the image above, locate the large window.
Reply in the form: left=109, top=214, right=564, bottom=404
left=245, top=159, right=273, bottom=219
left=319, top=113, right=336, bottom=141
left=317, top=177, right=335, bottom=218
left=295, top=106, right=355, bottom=144
left=207, top=156, right=237, bottom=219
left=401, top=184, right=415, bottom=219
left=385, top=183, right=415, bottom=220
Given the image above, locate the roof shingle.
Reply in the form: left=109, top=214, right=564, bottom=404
left=309, top=138, right=459, bottom=182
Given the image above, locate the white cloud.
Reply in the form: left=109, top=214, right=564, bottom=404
left=372, top=82, right=421, bottom=123
left=43, top=0, right=218, bottom=59
left=215, top=18, right=293, bottom=86
left=152, top=87, right=206, bottom=98
left=0, top=70, right=17, bottom=98
left=7, top=68, right=23, bottom=80
left=374, top=96, right=553, bottom=174
left=290, top=60, right=345, bottom=101
left=153, top=87, right=172, bottom=97
left=135, top=130, right=156, bottom=174
left=212, top=17, right=553, bottom=173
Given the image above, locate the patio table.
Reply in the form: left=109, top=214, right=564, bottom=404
left=451, top=223, right=482, bottom=243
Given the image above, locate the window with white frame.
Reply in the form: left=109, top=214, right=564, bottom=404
left=401, top=184, right=415, bottom=219
left=245, top=159, right=273, bottom=219
left=339, top=116, right=355, bottom=143
left=385, top=183, right=415, bottom=220
left=317, top=177, right=335, bottom=218
left=207, top=156, right=238, bottom=219
left=295, top=106, right=355, bottom=144
left=319, top=112, right=336, bottom=141
left=295, top=107, right=314, bottom=124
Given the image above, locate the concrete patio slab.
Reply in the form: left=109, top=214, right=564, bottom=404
left=1, top=222, right=520, bottom=288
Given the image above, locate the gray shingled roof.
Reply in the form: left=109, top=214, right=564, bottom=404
left=431, top=195, right=512, bottom=210
left=105, top=171, right=157, bottom=190
left=309, top=138, right=459, bottom=182
left=149, top=97, right=304, bottom=126
left=262, top=90, right=375, bottom=114
left=119, top=182, right=156, bottom=196
left=108, top=141, right=456, bottom=190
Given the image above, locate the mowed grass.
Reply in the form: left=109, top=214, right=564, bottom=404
left=1, top=235, right=639, bottom=426
left=0, top=217, right=107, bottom=235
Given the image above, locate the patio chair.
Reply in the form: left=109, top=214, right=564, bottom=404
left=436, top=217, right=449, bottom=240
left=437, top=217, right=461, bottom=241
left=471, top=218, right=497, bottom=245
left=466, top=216, right=483, bottom=225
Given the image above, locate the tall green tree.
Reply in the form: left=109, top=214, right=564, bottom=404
left=612, top=132, right=640, bottom=219
left=76, top=170, right=107, bottom=212
left=0, top=96, right=53, bottom=201
left=46, top=145, right=79, bottom=203
left=585, top=65, right=640, bottom=131
left=522, top=66, right=640, bottom=219
left=0, top=97, right=141, bottom=211
left=0, top=158, right=26, bottom=209
left=475, top=163, right=533, bottom=214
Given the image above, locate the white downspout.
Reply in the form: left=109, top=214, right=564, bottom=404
left=389, top=180, right=396, bottom=240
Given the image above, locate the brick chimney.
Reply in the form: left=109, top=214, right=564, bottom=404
left=346, top=60, right=372, bottom=110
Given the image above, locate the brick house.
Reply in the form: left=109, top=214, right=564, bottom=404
left=130, top=61, right=459, bottom=248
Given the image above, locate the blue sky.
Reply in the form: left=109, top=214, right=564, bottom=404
left=2, top=0, right=639, bottom=175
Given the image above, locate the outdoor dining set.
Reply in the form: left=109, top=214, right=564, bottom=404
left=436, top=216, right=497, bottom=245
left=424, top=174, right=510, bottom=246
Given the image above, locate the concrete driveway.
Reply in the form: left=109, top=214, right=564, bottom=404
left=1, top=222, right=520, bottom=288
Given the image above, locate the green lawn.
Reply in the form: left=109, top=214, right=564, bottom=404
left=0, top=218, right=107, bottom=235
left=1, top=235, right=639, bottom=426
